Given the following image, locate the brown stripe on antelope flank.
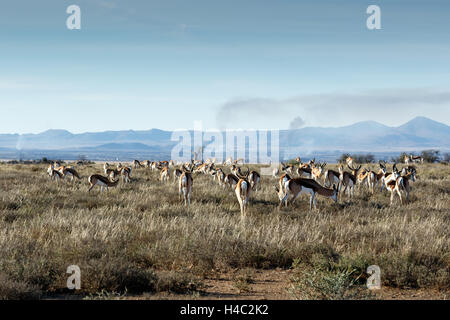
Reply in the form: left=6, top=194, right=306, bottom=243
left=289, top=178, right=334, bottom=196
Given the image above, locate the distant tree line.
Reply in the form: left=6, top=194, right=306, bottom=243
left=337, top=153, right=375, bottom=164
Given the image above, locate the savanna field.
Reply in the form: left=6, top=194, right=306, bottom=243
left=0, top=161, right=449, bottom=300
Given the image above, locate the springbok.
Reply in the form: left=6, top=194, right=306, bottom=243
left=346, top=156, right=354, bottom=168
left=311, top=162, right=326, bottom=181
left=173, top=168, right=183, bottom=181
left=366, top=161, right=387, bottom=194
left=248, top=170, right=261, bottom=191
left=104, top=163, right=120, bottom=180
left=160, top=166, right=170, bottom=182
left=133, top=160, right=143, bottom=169
left=62, top=167, right=81, bottom=181
left=48, top=166, right=63, bottom=182
left=323, top=167, right=340, bottom=189
left=234, top=167, right=251, bottom=217
left=117, top=163, right=132, bottom=183
left=297, top=163, right=312, bottom=178
left=88, top=174, right=119, bottom=192
left=338, top=164, right=361, bottom=198
left=275, top=178, right=338, bottom=210
left=386, top=167, right=416, bottom=205
left=179, top=164, right=193, bottom=206
left=224, top=173, right=239, bottom=189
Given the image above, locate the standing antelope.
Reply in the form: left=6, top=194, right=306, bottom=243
left=234, top=167, right=251, bottom=217
left=311, top=162, right=326, bottom=181
left=323, top=167, right=340, bottom=189
left=88, top=174, right=119, bottom=192
left=179, top=164, right=193, bottom=206
left=346, top=156, right=354, bottom=168
left=386, top=167, right=416, bottom=205
left=173, top=168, right=183, bottom=181
left=297, top=163, right=312, bottom=178
left=117, top=163, right=132, bottom=183
left=275, top=178, right=338, bottom=210
left=104, top=163, right=120, bottom=180
left=338, top=164, right=361, bottom=198
left=366, top=161, right=387, bottom=194
left=224, top=173, right=239, bottom=189
left=160, top=166, right=170, bottom=182
left=248, top=170, right=261, bottom=191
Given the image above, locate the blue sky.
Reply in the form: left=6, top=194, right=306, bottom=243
left=0, top=0, right=449, bottom=133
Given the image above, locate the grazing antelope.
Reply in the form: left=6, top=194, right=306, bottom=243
left=48, top=166, right=63, bottom=182
left=62, top=167, right=81, bottom=181
left=275, top=178, right=338, bottom=210
left=88, top=174, right=119, bottom=192
left=311, top=162, right=326, bottom=181
left=179, top=165, right=193, bottom=206
left=234, top=167, right=251, bottom=217
left=338, top=164, right=361, bottom=198
left=104, top=163, right=120, bottom=180
left=133, top=160, right=144, bottom=169
left=386, top=167, right=416, bottom=205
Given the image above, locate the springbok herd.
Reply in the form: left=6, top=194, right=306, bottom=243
left=45, top=154, right=421, bottom=216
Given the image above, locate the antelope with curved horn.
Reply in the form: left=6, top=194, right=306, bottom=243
left=88, top=174, right=119, bottom=192
left=234, top=167, right=251, bottom=217
left=275, top=178, right=338, bottom=210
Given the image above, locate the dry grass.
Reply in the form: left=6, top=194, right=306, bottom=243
left=0, top=162, right=449, bottom=299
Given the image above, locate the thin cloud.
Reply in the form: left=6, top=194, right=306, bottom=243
left=215, top=88, right=450, bottom=129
